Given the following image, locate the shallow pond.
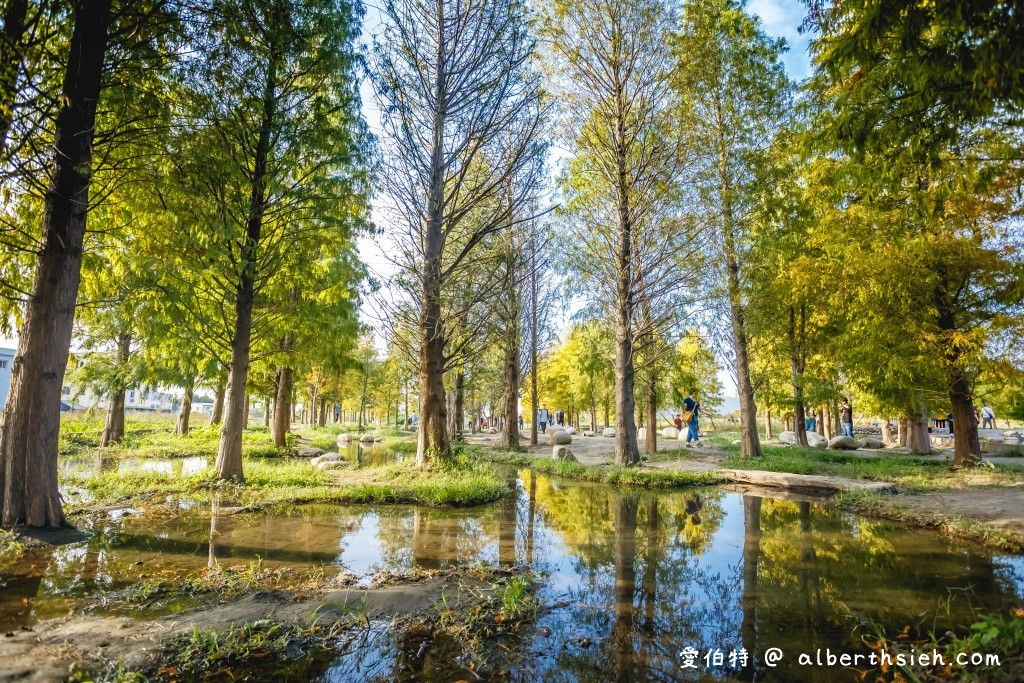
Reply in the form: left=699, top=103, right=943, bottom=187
left=2, top=469, right=1022, bottom=681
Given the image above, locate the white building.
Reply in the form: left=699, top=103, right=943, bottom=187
left=0, top=347, right=14, bottom=410
left=61, top=383, right=178, bottom=412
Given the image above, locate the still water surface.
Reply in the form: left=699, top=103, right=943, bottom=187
left=2, top=466, right=1021, bottom=681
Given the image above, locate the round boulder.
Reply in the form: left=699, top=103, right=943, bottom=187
left=858, top=437, right=886, bottom=450
left=317, top=460, right=351, bottom=470
left=637, top=427, right=647, bottom=443
left=661, top=427, right=679, bottom=439
left=552, top=445, right=578, bottom=462
left=602, top=427, right=616, bottom=438
left=806, top=432, right=829, bottom=449
left=828, top=435, right=859, bottom=450
left=297, top=447, right=326, bottom=458
left=549, top=430, right=572, bottom=445
left=583, top=430, right=596, bottom=437
left=564, top=426, right=577, bottom=435
left=359, top=433, right=376, bottom=443
left=337, top=433, right=353, bottom=446
left=778, top=431, right=798, bottom=445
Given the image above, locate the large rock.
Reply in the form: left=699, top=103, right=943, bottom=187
left=858, top=437, right=886, bottom=450
left=637, top=427, right=647, bottom=442
left=318, top=460, right=352, bottom=470
left=564, top=426, right=577, bottom=435
left=806, top=432, right=829, bottom=449
left=359, top=433, right=376, bottom=443
left=828, top=435, right=859, bottom=450
left=337, top=433, right=353, bottom=446
left=552, top=445, right=577, bottom=462
left=778, top=431, right=798, bottom=445
left=297, top=447, right=326, bottom=458
left=546, top=426, right=560, bottom=437
left=583, top=430, right=596, bottom=437
left=661, top=427, right=679, bottom=439
left=488, top=427, right=498, bottom=434
left=602, top=427, right=616, bottom=438
left=549, top=430, right=572, bottom=445
left=312, top=452, right=346, bottom=465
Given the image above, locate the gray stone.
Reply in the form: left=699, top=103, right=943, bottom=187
left=858, top=437, right=886, bottom=449
left=637, top=427, right=647, bottom=442
left=488, top=427, right=498, bottom=434
left=311, top=451, right=344, bottom=465
left=602, top=427, right=616, bottom=438
left=549, top=430, right=572, bottom=445
left=828, top=435, right=859, bottom=450
left=297, top=447, right=326, bottom=458
left=337, top=434, right=353, bottom=445
left=778, top=431, right=798, bottom=445
left=317, top=460, right=351, bottom=470
left=661, top=427, right=679, bottom=439
left=583, top=430, right=597, bottom=437
left=552, top=445, right=577, bottom=462
left=564, top=427, right=577, bottom=435
left=359, top=433, right=376, bottom=443
left=807, top=432, right=829, bottom=448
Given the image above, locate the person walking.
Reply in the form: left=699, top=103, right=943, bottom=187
left=682, top=390, right=702, bottom=447
left=805, top=409, right=816, bottom=433
left=557, top=409, right=565, bottom=427
left=981, top=405, right=995, bottom=430
left=840, top=397, right=854, bottom=438
left=538, top=405, right=550, bottom=433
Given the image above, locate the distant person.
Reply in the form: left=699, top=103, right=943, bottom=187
left=805, top=410, right=816, bottom=433
left=519, top=414, right=524, bottom=430
left=981, top=405, right=995, bottom=429
left=682, top=390, right=702, bottom=448
left=840, top=397, right=854, bottom=438
left=557, top=409, right=565, bottom=426
left=673, top=415, right=683, bottom=431
left=411, top=412, right=419, bottom=426
left=947, top=412, right=954, bottom=435
left=538, top=405, right=550, bottom=433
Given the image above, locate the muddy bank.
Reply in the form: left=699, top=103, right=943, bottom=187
left=0, top=569, right=522, bottom=682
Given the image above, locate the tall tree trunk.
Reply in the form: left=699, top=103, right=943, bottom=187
left=0, top=0, right=113, bottom=528
left=763, top=404, right=773, bottom=441
left=242, top=393, right=250, bottom=427
left=611, top=494, right=638, bottom=682
left=415, top=12, right=453, bottom=467
left=215, top=29, right=280, bottom=480
left=176, top=375, right=195, bottom=435
left=529, top=222, right=539, bottom=447
left=822, top=407, right=832, bottom=439
left=210, top=382, right=225, bottom=425
left=0, top=0, right=28, bottom=153
left=262, top=397, right=270, bottom=427
left=503, top=334, right=520, bottom=449
left=906, top=394, right=933, bottom=455
left=720, top=134, right=761, bottom=457
left=453, top=369, right=465, bottom=442
left=788, top=305, right=808, bottom=447
left=612, top=98, right=640, bottom=466
left=880, top=417, right=895, bottom=444
left=272, top=366, right=292, bottom=447
left=403, top=380, right=409, bottom=430
left=100, top=332, right=131, bottom=447
left=645, top=376, right=657, bottom=454
left=898, top=418, right=908, bottom=447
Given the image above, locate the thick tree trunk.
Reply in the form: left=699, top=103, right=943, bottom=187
left=100, top=332, right=131, bottom=447
left=0, top=0, right=28, bottom=153
left=215, top=29, right=279, bottom=480
left=211, top=383, right=225, bottom=425
left=645, top=376, right=657, bottom=454
left=949, top=369, right=981, bottom=467
left=905, top=395, right=933, bottom=454
left=272, top=366, right=292, bottom=447
left=176, top=375, right=195, bottom=435
left=898, top=418, right=908, bottom=447
left=881, top=418, right=895, bottom=445
left=0, top=0, right=113, bottom=528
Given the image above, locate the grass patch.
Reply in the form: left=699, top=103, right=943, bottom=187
left=61, top=421, right=286, bottom=460
left=472, top=449, right=723, bottom=488
left=719, top=447, right=1024, bottom=491
left=63, top=458, right=510, bottom=509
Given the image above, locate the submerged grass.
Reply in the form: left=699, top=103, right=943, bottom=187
left=835, top=489, right=1024, bottom=552
left=472, top=449, right=723, bottom=488
left=62, top=458, right=510, bottom=509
